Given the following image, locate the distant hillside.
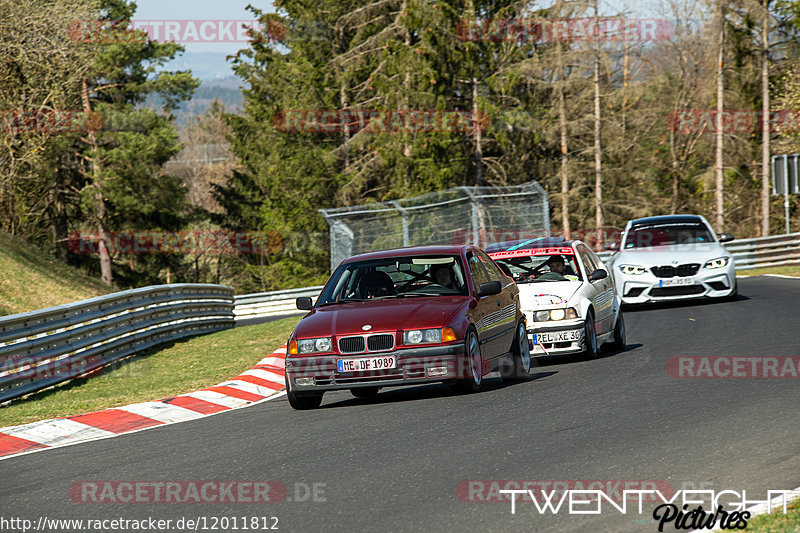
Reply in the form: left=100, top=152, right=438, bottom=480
left=144, top=77, right=244, bottom=126
left=0, top=232, right=111, bottom=316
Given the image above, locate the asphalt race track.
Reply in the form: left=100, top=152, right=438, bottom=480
left=1, top=276, right=798, bottom=533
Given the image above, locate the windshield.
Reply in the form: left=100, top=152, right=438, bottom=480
left=317, top=255, right=468, bottom=306
left=490, top=249, right=582, bottom=283
left=624, top=222, right=714, bottom=249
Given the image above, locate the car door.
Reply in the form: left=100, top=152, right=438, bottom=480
left=477, top=249, right=518, bottom=355
left=466, top=251, right=502, bottom=359
left=579, top=245, right=615, bottom=335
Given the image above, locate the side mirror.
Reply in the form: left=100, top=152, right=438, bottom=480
left=296, top=297, right=313, bottom=310
left=717, top=232, right=734, bottom=243
left=588, top=269, right=608, bottom=282
left=478, top=280, right=502, bottom=297
left=605, top=241, right=620, bottom=252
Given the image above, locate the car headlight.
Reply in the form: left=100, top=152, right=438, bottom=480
left=294, top=337, right=333, bottom=354
left=704, top=257, right=730, bottom=269
left=403, top=327, right=456, bottom=345
left=532, top=308, right=578, bottom=321
left=619, top=264, right=647, bottom=275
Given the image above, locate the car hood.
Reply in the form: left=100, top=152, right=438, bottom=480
left=516, top=282, right=582, bottom=309
left=612, top=243, right=728, bottom=266
left=295, top=296, right=470, bottom=338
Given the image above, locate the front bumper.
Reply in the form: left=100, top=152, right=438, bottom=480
left=285, top=344, right=465, bottom=392
left=616, top=268, right=736, bottom=304
left=527, top=319, right=585, bottom=356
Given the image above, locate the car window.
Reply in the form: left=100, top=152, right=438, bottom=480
left=476, top=250, right=503, bottom=283
left=624, top=222, right=714, bottom=248
left=317, top=255, right=468, bottom=305
left=489, top=248, right=582, bottom=283
left=467, top=252, right=491, bottom=288
left=577, top=245, right=598, bottom=275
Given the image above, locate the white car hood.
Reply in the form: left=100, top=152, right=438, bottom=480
left=613, top=243, right=728, bottom=266
left=517, top=281, right=582, bottom=310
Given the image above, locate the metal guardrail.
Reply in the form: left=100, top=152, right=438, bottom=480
left=721, top=231, right=800, bottom=270
left=233, top=286, right=323, bottom=320
left=0, top=284, right=234, bottom=403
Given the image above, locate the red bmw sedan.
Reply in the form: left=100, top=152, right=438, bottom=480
left=285, top=245, right=529, bottom=409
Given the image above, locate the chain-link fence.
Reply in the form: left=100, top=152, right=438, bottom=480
left=319, top=181, right=550, bottom=271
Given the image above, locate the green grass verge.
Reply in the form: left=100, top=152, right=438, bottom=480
left=0, top=231, right=110, bottom=316
left=743, top=498, right=800, bottom=532
left=737, top=265, right=800, bottom=277
left=0, top=316, right=299, bottom=428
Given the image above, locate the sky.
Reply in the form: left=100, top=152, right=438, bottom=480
left=130, top=0, right=674, bottom=80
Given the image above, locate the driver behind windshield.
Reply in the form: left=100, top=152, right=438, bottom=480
left=431, top=264, right=457, bottom=289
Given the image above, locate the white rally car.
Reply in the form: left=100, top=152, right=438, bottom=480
left=607, top=214, right=737, bottom=304
left=487, top=238, right=626, bottom=359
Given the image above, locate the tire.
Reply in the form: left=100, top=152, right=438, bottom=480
left=582, top=311, right=599, bottom=360
left=287, top=390, right=323, bottom=410
left=609, top=311, right=626, bottom=350
left=454, top=329, right=483, bottom=393
left=285, top=374, right=323, bottom=410
left=501, top=321, right=531, bottom=382
left=350, top=387, right=379, bottom=399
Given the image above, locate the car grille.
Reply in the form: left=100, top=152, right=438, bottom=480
left=649, top=285, right=705, bottom=297
left=338, top=333, right=395, bottom=354
left=367, top=334, right=394, bottom=351
left=651, top=264, right=700, bottom=278
left=338, top=337, right=365, bottom=354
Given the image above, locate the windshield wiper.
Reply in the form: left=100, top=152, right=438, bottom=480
left=318, top=298, right=365, bottom=306
left=396, top=292, right=434, bottom=297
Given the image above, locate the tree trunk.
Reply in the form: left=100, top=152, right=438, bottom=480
left=557, top=39, right=570, bottom=239
left=593, top=0, right=603, bottom=249
left=761, top=0, right=770, bottom=237
left=715, top=3, right=725, bottom=231
left=669, top=128, right=679, bottom=214
left=472, top=76, right=483, bottom=187
left=82, top=79, right=113, bottom=285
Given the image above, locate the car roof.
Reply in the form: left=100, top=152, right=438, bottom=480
left=343, top=245, right=472, bottom=263
left=628, top=214, right=705, bottom=228
left=484, top=237, right=573, bottom=253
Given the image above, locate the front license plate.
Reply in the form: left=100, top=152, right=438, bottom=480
left=659, top=277, right=695, bottom=287
left=337, top=356, right=397, bottom=372
left=532, top=330, right=582, bottom=344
